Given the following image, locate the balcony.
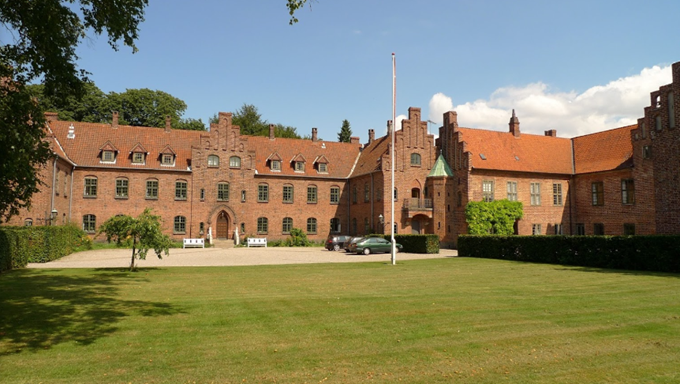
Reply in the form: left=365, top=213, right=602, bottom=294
left=402, top=198, right=433, bottom=219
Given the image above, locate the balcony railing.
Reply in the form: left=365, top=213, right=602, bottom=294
left=402, top=198, right=433, bottom=210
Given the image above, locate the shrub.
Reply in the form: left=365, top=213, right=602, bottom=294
left=458, top=235, right=680, bottom=273
left=284, top=228, right=311, bottom=247
left=379, top=234, right=440, bottom=254
left=465, top=200, right=523, bottom=235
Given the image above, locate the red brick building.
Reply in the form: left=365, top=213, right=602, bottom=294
left=7, top=61, right=680, bottom=247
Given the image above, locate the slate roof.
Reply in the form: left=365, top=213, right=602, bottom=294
left=572, top=125, right=636, bottom=174
left=48, top=120, right=201, bottom=171
left=457, top=128, right=574, bottom=175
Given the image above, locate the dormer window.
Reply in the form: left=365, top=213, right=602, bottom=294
left=291, top=153, right=306, bottom=173
left=318, top=163, right=327, bottom=173
left=132, top=152, right=145, bottom=164
left=162, top=154, right=175, bottom=165
left=295, top=161, right=305, bottom=172
left=271, top=160, right=281, bottom=171
left=314, top=155, right=329, bottom=174
left=102, top=150, right=115, bottom=163
left=207, top=155, right=219, bottom=167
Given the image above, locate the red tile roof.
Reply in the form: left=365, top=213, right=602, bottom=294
left=49, top=120, right=201, bottom=171
left=457, top=128, right=574, bottom=174
left=350, top=135, right=390, bottom=177
left=572, top=125, right=635, bottom=174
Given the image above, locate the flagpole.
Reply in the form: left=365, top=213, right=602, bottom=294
left=391, top=53, right=396, bottom=265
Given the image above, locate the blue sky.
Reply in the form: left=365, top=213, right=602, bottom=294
left=73, top=0, right=680, bottom=141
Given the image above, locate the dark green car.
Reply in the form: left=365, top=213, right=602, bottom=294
left=353, top=237, right=403, bottom=255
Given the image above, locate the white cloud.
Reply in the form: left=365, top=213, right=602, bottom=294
left=428, top=65, right=672, bottom=137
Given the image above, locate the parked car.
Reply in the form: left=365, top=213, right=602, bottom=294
left=344, top=237, right=365, bottom=252
left=325, top=235, right=352, bottom=251
left=353, top=237, right=403, bottom=255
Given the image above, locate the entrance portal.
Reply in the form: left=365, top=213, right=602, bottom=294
left=216, top=211, right=230, bottom=239
left=411, top=220, right=421, bottom=234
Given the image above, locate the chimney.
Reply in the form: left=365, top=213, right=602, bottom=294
left=544, top=129, right=557, bottom=137
left=112, top=111, right=119, bottom=129
left=350, top=136, right=360, bottom=145
left=387, top=119, right=392, bottom=135
left=165, top=115, right=172, bottom=132
left=509, top=109, right=520, bottom=137
left=368, top=129, right=375, bottom=144
left=269, top=124, right=276, bottom=140
left=44, top=111, right=59, bottom=122
left=67, top=123, right=75, bottom=139
left=312, top=127, right=318, bottom=142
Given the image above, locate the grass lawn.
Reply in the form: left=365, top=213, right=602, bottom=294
left=1, top=258, right=679, bottom=383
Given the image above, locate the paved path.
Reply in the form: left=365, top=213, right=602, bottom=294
left=28, top=247, right=458, bottom=269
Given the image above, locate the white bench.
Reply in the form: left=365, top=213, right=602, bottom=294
left=247, top=237, right=267, bottom=247
left=183, top=238, right=205, bottom=248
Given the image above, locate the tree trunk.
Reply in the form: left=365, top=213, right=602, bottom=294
left=130, top=237, right=137, bottom=271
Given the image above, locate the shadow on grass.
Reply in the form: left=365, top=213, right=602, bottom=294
left=0, top=268, right=184, bottom=355
left=554, top=265, right=680, bottom=278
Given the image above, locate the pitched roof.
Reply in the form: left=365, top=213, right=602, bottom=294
left=350, top=135, right=390, bottom=177
left=49, top=120, right=200, bottom=171
left=428, top=154, right=453, bottom=177
left=250, top=137, right=361, bottom=178
left=572, top=125, right=635, bottom=174
left=457, top=128, right=574, bottom=174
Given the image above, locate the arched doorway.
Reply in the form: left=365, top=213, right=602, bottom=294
left=216, top=211, right=230, bottom=239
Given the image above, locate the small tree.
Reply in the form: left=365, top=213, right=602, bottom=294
left=465, top=200, right=523, bottom=235
left=338, top=119, right=352, bottom=143
left=285, top=228, right=311, bottom=246
left=97, top=208, right=172, bottom=270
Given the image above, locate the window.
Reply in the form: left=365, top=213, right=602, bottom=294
left=257, top=217, right=268, bottom=234
left=669, top=92, right=676, bottom=129
left=532, top=224, right=542, bottom=235
left=295, top=161, right=305, bottom=172
left=554, top=224, right=563, bottom=235
left=64, top=173, right=68, bottom=196
left=364, top=183, right=370, bottom=202
left=240, top=223, right=245, bottom=233
left=217, top=182, right=229, bottom=201
left=174, top=216, right=186, bottom=234
left=330, top=218, right=340, bottom=233
left=307, top=185, right=317, bottom=203
left=394, top=188, right=398, bottom=201
left=655, top=116, right=662, bottom=131
left=283, top=185, right=293, bottom=203
left=199, top=222, right=205, bottom=235
left=207, top=155, right=219, bottom=167
left=282, top=217, right=293, bottom=234
left=352, top=186, right=358, bottom=203
left=175, top=181, right=188, bottom=200
left=507, top=182, right=517, bottom=201
left=115, top=178, right=129, bottom=198
left=621, top=179, right=635, bottom=205
left=410, top=153, right=421, bottom=166
left=553, top=183, right=563, bottom=206
left=83, top=214, right=96, bottom=233
left=271, top=160, right=281, bottom=171
left=24, top=219, right=33, bottom=226
left=591, top=182, right=604, bottom=206
left=161, top=153, right=174, bottom=165
left=482, top=180, right=494, bottom=202
left=643, top=145, right=651, bottom=159
left=576, top=223, right=585, bottom=235
left=376, top=188, right=382, bottom=201
left=307, top=218, right=317, bottom=234
left=318, top=163, right=327, bottom=173
left=530, top=183, right=541, bottom=205
left=623, top=223, right=636, bottom=235
left=593, top=223, right=605, bottom=235
left=241, top=190, right=246, bottom=202
left=364, top=218, right=370, bottom=234
left=229, top=156, right=241, bottom=168
left=132, top=152, right=144, bottom=164
left=84, top=177, right=97, bottom=197
left=330, top=187, right=340, bottom=204
left=102, top=150, right=115, bottom=162
left=146, top=180, right=158, bottom=199
left=258, top=184, right=269, bottom=202
left=457, top=191, right=462, bottom=207
left=200, top=188, right=205, bottom=200
left=55, top=172, right=60, bottom=195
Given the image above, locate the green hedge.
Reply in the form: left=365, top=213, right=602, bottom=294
left=378, top=234, right=440, bottom=254
left=0, top=225, right=88, bottom=273
left=458, top=235, right=680, bottom=273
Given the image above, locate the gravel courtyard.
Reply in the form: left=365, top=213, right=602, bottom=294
left=28, top=246, right=457, bottom=269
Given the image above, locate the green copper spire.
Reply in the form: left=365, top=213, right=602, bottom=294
left=428, top=154, right=454, bottom=177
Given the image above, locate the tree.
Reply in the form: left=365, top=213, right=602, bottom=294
left=97, top=208, right=172, bottom=271
left=232, top=104, right=269, bottom=136
left=0, top=0, right=148, bottom=222
left=286, top=0, right=314, bottom=24
left=27, top=82, right=108, bottom=123
left=338, top=119, right=352, bottom=142
left=176, top=118, right=207, bottom=131
left=465, top=200, right=524, bottom=235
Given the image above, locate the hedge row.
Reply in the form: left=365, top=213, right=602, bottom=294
left=458, top=235, right=680, bottom=273
left=376, top=234, right=440, bottom=254
left=0, top=225, right=88, bottom=273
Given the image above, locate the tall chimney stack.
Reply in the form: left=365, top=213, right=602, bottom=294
left=312, top=127, right=318, bottom=142
left=112, top=111, right=119, bottom=129
left=165, top=115, right=172, bottom=132
left=387, top=120, right=392, bottom=135
left=509, top=109, right=520, bottom=138
left=368, top=129, right=375, bottom=144
left=269, top=124, right=275, bottom=140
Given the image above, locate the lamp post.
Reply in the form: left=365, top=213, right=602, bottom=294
left=50, top=209, right=58, bottom=225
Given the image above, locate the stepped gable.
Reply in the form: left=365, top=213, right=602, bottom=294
left=48, top=120, right=201, bottom=170
left=250, top=136, right=361, bottom=178
left=572, top=125, right=636, bottom=174
left=456, top=127, right=573, bottom=174
left=350, top=135, right=390, bottom=177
